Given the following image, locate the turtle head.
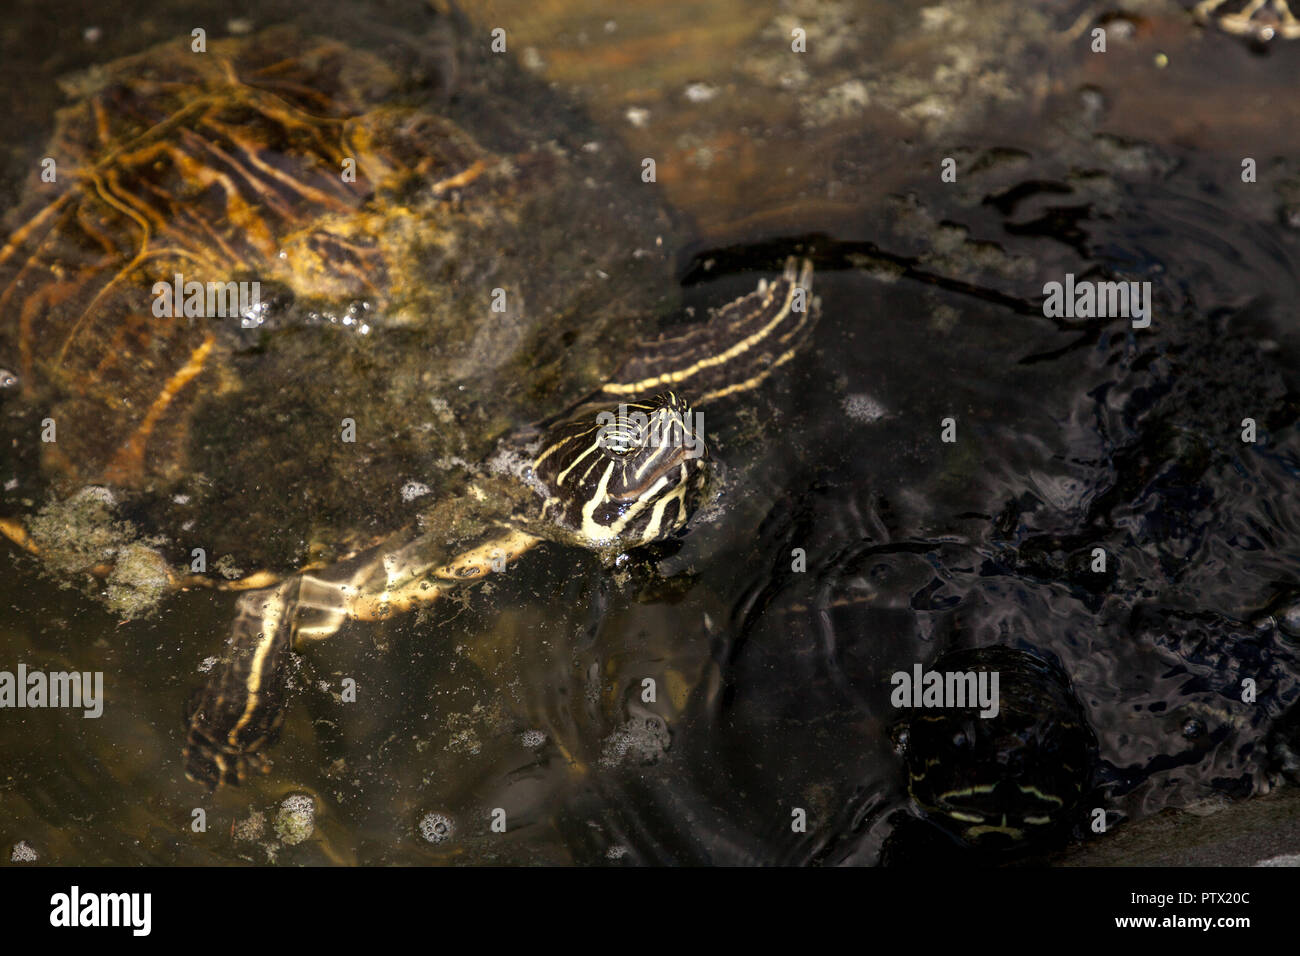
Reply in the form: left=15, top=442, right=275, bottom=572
left=896, top=647, right=1096, bottom=852
left=531, top=391, right=709, bottom=551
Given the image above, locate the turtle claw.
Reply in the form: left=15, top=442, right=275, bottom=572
left=183, top=679, right=282, bottom=788
left=183, top=724, right=272, bottom=790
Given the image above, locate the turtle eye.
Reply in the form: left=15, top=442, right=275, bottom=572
left=597, top=413, right=647, bottom=459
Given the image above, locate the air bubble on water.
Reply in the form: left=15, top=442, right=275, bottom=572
left=233, top=810, right=265, bottom=842
left=0, top=368, right=18, bottom=388
left=521, top=729, right=546, bottom=749
left=521, top=47, right=545, bottom=72
left=10, top=841, right=37, bottom=863
left=274, top=793, right=315, bottom=845
left=842, top=393, right=887, bottom=424
left=606, top=845, right=628, bottom=860
left=198, top=656, right=218, bottom=673
left=401, top=481, right=431, bottom=502
left=419, top=812, right=455, bottom=844
left=684, top=82, right=718, bottom=103
left=600, top=712, right=670, bottom=768
left=172, top=494, right=191, bottom=505
left=1110, top=19, right=1136, bottom=41
left=487, top=445, right=547, bottom=498
left=241, top=297, right=273, bottom=329
left=77, top=485, right=117, bottom=506
left=1079, top=86, right=1105, bottom=118
left=1183, top=718, right=1205, bottom=739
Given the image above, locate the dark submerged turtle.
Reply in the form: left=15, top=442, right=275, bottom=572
left=0, top=27, right=821, bottom=787
left=893, top=646, right=1097, bottom=851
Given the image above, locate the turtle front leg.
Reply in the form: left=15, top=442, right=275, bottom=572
left=182, top=527, right=543, bottom=787
left=183, top=577, right=300, bottom=788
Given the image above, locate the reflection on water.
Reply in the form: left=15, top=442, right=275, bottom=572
left=2, top=0, right=1300, bottom=864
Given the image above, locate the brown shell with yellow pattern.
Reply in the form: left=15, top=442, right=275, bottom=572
left=0, top=25, right=677, bottom=615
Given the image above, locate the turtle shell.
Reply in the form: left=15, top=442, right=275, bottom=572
left=0, top=26, right=678, bottom=611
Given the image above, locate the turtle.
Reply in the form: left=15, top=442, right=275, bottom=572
left=891, top=646, right=1098, bottom=851
left=0, top=26, right=822, bottom=788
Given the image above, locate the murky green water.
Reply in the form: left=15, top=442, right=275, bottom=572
left=2, top=0, right=1300, bottom=865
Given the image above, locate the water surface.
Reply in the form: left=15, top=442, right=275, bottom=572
left=2, top=0, right=1300, bottom=865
